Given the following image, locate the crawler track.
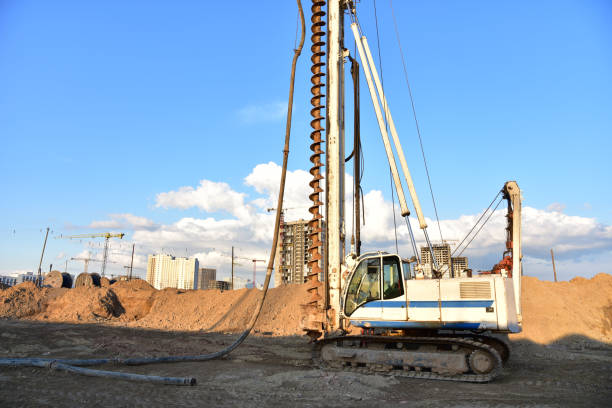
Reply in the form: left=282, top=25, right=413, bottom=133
left=316, top=335, right=504, bottom=383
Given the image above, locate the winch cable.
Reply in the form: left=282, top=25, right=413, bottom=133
left=389, top=0, right=444, bottom=243
left=452, top=191, right=503, bottom=258
left=373, top=0, right=400, bottom=254
left=455, top=196, right=504, bottom=258
left=0, top=0, right=306, bottom=386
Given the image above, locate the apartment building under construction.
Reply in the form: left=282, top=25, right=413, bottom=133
left=274, top=219, right=312, bottom=286
left=420, top=243, right=469, bottom=278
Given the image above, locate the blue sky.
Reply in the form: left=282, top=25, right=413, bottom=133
left=1, top=1, right=611, bottom=283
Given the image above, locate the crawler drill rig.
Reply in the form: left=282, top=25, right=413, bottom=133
left=300, top=0, right=522, bottom=382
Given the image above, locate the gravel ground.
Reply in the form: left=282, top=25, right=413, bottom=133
left=0, top=319, right=610, bottom=407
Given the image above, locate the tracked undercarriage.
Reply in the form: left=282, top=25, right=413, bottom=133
left=315, top=334, right=510, bottom=383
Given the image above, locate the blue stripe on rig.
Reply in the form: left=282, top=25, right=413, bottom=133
left=349, top=320, right=481, bottom=330
left=361, top=301, right=404, bottom=308
left=359, top=300, right=493, bottom=309
left=410, top=300, right=494, bottom=308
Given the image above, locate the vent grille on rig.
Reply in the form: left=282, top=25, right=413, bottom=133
left=460, top=282, right=491, bottom=299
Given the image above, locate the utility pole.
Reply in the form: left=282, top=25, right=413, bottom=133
left=129, top=243, right=135, bottom=281
left=64, top=259, right=68, bottom=273
left=36, top=227, right=50, bottom=287
left=231, top=246, right=234, bottom=290
left=550, top=248, right=558, bottom=282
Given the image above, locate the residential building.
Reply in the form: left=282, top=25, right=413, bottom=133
left=197, top=268, right=216, bottom=290
left=146, top=254, right=199, bottom=290
left=17, top=272, right=42, bottom=285
left=274, top=219, right=311, bottom=286
left=0, top=275, right=17, bottom=287
left=208, top=280, right=230, bottom=291
left=420, top=244, right=469, bottom=278
left=451, top=257, right=469, bottom=277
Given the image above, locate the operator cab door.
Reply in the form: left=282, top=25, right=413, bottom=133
left=381, top=255, right=407, bottom=321
left=344, top=257, right=382, bottom=320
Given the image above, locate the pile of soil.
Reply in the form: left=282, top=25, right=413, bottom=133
left=510, top=273, right=612, bottom=344
left=0, top=282, right=50, bottom=318
left=111, top=280, right=157, bottom=321
left=41, top=287, right=123, bottom=321
left=127, top=283, right=307, bottom=334
left=1, top=275, right=610, bottom=344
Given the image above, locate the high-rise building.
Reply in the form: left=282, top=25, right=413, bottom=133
left=451, top=257, right=469, bottom=277
left=274, top=219, right=311, bottom=286
left=420, top=244, right=469, bottom=278
left=421, top=244, right=452, bottom=278
left=197, top=268, right=216, bottom=290
left=146, top=254, right=199, bottom=290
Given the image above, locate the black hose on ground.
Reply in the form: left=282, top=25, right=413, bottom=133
left=0, top=359, right=195, bottom=385
left=0, top=0, right=306, bottom=386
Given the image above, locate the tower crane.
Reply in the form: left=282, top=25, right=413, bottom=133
left=70, top=257, right=119, bottom=274
left=251, top=259, right=266, bottom=287
left=60, top=233, right=125, bottom=276
left=70, top=257, right=101, bottom=274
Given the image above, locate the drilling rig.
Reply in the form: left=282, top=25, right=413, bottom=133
left=299, top=0, right=522, bottom=382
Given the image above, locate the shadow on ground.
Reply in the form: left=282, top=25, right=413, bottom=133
left=0, top=319, right=610, bottom=407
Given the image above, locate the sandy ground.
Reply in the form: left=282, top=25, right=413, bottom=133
left=1, top=319, right=611, bottom=407
left=1, top=275, right=611, bottom=406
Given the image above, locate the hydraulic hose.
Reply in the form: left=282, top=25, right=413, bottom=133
left=0, top=0, right=305, bottom=385
left=0, top=358, right=195, bottom=385
left=116, top=0, right=306, bottom=365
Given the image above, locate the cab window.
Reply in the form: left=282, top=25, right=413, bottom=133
left=344, top=257, right=381, bottom=316
left=402, top=260, right=413, bottom=280
left=383, top=256, right=404, bottom=299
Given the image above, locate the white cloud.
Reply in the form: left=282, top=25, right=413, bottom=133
left=237, top=101, right=287, bottom=124
left=72, top=162, right=612, bottom=282
left=89, top=213, right=156, bottom=231
left=0, top=269, right=31, bottom=277
left=244, top=161, right=312, bottom=219
left=155, top=180, right=250, bottom=219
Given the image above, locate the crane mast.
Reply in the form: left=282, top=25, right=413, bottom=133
left=60, top=233, right=125, bottom=276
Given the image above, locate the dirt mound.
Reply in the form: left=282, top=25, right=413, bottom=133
left=0, top=281, right=54, bottom=318
left=39, top=287, right=123, bottom=321
left=127, top=284, right=309, bottom=335
left=1, top=274, right=610, bottom=343
left=111, top=281, right=156, bottom=321
left=511, top=273, right=612, bottom=344
left=111, top=279, right=154, bottom=291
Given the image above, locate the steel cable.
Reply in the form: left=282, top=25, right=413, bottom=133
left=452, top=190, right=502, bottom=257
left=455, top=196, right=504, bottom=258
left=389, top=0, right=444, bottom=242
